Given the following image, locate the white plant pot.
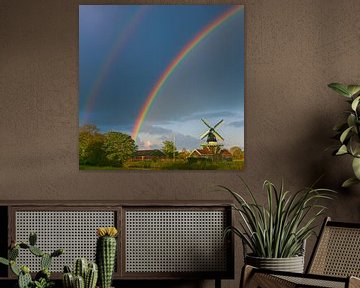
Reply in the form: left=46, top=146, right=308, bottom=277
left=245, top=254, right=305, bottom=273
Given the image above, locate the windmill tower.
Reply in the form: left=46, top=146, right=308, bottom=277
left=200, top=119, right=224, bottom=159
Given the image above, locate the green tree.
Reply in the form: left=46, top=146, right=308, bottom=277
left=162, top=140, right=177, bottom=158
left=178, top=148, right=190, bottom=159
left=79, top=124, right=106, bottom=165
left=230, top=146, right=244, bottom=160
left=103, top=131, right=137, bottom=167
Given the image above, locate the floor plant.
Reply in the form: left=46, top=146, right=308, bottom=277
left=328, top=82, right=360, bottom=187
left=221, top=179, right=335, bottom=261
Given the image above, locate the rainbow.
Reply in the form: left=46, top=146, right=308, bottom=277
left=131, top=5, right=243, bottom=140
left=82, top=6, right=148, bottom=124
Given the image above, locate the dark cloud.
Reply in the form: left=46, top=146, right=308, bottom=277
left=142, top=124, right=173, bottom=135
left=228, top=120, right=244, bottom=127
left=180, top=111, right=238, bottom=122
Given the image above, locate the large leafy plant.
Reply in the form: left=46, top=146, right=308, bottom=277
left=221, top=179, right=334, bottom=258
left=328, top=83, right=360, bottom=187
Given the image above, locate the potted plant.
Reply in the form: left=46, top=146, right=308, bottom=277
left=328, top=83, right=360, bottom=187
left=221, top=179, right=334, bottom=273
left=0, top=232, right=63, bottom=288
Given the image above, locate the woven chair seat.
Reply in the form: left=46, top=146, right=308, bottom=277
left=241, top=218, right=360, bottom=288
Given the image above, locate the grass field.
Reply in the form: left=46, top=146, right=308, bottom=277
left=80, top=159, right=244, bottom=170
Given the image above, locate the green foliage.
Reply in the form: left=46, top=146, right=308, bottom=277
left=230, top=146, right=244, bottom=160
left=79, top=125, right=137, bottom=167
left=161, top=140, right=177, bottom=158
left=123, top=159, right=244, bottom=170
left=103, top=131, right=137, bottom=167
left=32, top=278, right=54, bottom=288
left=79, top=125, right=106, bottom=166
left=221, top=178, right=335, bottom=258
left=329, top=83, right=360, bottom=187
left=0, top=232, right=63, bottom=288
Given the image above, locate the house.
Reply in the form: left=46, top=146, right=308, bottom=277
left=132, top=149, right=166, bottom=161
left=189, top=147, right=233, bottom=161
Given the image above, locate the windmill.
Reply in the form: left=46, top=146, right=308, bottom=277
left=200, top=119, right=224, bottom=157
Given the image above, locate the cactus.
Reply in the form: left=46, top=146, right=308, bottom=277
left=9, top=246, right=19, bottom=260
left=10, top=260, right=20, bottom=276
left=29, top=245, right=44, bottom=257
left=85, top=263, right=98, bottom=288
left=74, top=258, right=88, bottom=279
left=74, top=275, right=85, bottom=288
left=0, top=232, right=63, bottom=288
left=0, top=257, right=9, bottom=266
left=29, top=232, right=37, bottom=246
left=41, top=253, right=52, bottom=270
left=96, top=227, right=118, bottom=288
left=63, top=260, right=98, bottom=288
left=63, top=272, right=74, bottom=288
left=19, top=270, right=32, bottom=288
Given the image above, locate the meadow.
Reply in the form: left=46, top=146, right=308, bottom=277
left=80, top=159, right=244, bottom=170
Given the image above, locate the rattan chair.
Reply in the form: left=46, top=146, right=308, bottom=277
left=241, top=217, right=360, bottom=288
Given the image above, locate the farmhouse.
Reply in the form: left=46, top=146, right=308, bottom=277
left=132, top=149, right=166, bottom=161
left=189, top=147, right=233, bottom=161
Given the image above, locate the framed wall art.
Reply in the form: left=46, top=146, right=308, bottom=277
left=79, top=4, right=244, bottom=170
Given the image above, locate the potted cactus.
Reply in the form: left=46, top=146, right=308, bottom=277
left=96, top=227, right=118, bottom=288
left=62, top=258, right=98, bottom=288
left=0, top=232, right=64, bottom=288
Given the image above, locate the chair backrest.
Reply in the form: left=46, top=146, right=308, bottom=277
left=307, top=217, right=360, bottom=277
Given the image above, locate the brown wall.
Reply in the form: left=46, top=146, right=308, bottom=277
left=1, top=0, right=360, bottom=287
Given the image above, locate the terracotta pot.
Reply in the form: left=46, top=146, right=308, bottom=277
left=245, top=254, right=304, bottom=273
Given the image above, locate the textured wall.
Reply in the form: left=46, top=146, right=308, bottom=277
left=0, top=0, right=360, bottom=287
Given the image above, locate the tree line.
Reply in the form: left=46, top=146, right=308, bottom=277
left=79, top=124, right=136, bottom=167
left=79, top=124, right=244, bottom=167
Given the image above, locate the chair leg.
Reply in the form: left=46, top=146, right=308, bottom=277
left=240, top=265, right=255, bottom=288
left=349, top=276, right=360, bottom=288
left=215, top=278, right=221, bottom=288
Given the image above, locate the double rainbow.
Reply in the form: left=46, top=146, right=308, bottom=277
left=131, top=5, right=243, bottom=140
left=82, top=6, right=148, bottom=124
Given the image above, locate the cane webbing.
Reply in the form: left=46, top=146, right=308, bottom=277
left=309, top=226, right=360, bottom=277
left=125, top=210, right=227, bottom=273
left=15, top=211, right=115, bottom=272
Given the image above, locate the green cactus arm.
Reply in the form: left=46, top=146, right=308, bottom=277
left=41, top=254, right=52, bottom=270
left=8, top=247, right=19, bottom=260
left=19, top=242, right=30, bottom=249
left=18, top=271, right=32, bottom=288
left=29, top=246, right=44, bottom=257
left=10, top=260, right=20, bottom=276
left=0, top=257, right=9, bottom=266
left=50, top=248, right=64, bottom=257
left=63, top=265, right=72, bottom=273
left=29, top=232, right=37, bottom=246
left=74, top=258, right=88, bottom=279
left=73, top=275, right=85, bottom=288
left=62, top=273, right=74, bottom=288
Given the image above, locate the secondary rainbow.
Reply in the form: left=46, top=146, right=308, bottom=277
left=131, top=5, right=243, bottom=140
left=82, top=6, right=148, bottom=125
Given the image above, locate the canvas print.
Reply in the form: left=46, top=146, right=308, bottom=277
left=79, top=4, right=244, bottom=170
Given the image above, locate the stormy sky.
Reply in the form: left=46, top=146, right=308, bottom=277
left=79, top=5, right=244, bottom=150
